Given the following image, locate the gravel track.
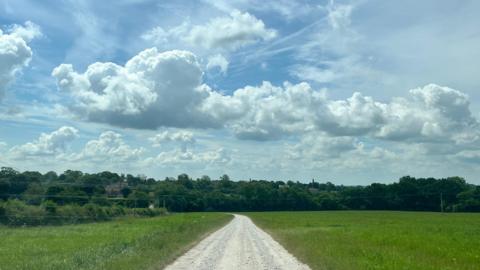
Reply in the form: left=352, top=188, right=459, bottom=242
left=164, top=214, right=311, bottom=270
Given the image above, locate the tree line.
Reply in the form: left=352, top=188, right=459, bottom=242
left=1, top=167, right=479, bottom=225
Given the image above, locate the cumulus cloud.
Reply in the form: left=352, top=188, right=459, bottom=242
left=52, top=45, right=480, bottom=147
left=319, top=92, right=387, bottom=136
left=149, top=130, right=196, bottom=152
left=318, top=84, right=478, bottom=144
left=287, top=133, right=361, bottom=160
left=52, top=49, right=324, bottom=136
left=0, top=21, right=41, bottom=100
left=52, top=48, right=222, bottom=129
left=207, top=54, right=229, bottom=74
left=9, top=126, right=78, bottom=159
left=378, top=84, right=477, bottom=142
left=209, top=82, right=478, bottom=144
left=73, top=131, right=144, bottom=163
left=282, top=131, right=398, bottom=172
left=151, top=147, right=231, bottom=166
left=142, top=10, right=276, bottom=52
left=187, top=10, right=276, bottom=50
left=203, top=81, right=324, bottom=140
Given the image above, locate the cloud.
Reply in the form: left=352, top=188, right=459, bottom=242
left=287, top=133, right=361, bottom=160
left=141, top=22, right=190, bottom=48
left=283, top=131, right=398, bottom=172
left=378, top=84, right=477, bottom=142
left=9, top=126, right=78, bottom=159
left=207, top=54, right=229, bottom=74
left=52, top=46, right=480, bottom=147
left=207, top=82, right=479, bottom=144
left=151, top=147, right=231, bottom=166
left=187, top=10, right=276, bottom=50
left=203, top=81, right=324, bottom=140
left=203, top=0, right=317, bottom=20
left=73, top=131, right=145, bottom=163
left=52, top=48, right=222, bottom=129
left=149, top=130, right=196, bottom=151
left=289, top=1, right=379, bottom=89
left=326, top=0, right=353, bottom=30
left=319, top=84, right=478, bottom=144
left=149, top=130, right=195, bottom=146
left=142, top=10, right=276, bottom=52
left=0, top=21, right=41, bottom=100
left=454, top=150, right=480, bottom=164
left=203, top=81, right=382, bottom=140
left=319, top=92, right=387, bottom=136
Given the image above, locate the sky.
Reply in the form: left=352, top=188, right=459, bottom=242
left=1, top=0, right=480, bottom=184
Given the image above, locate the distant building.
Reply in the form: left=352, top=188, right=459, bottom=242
left=105, top=182, right=128, bottom=196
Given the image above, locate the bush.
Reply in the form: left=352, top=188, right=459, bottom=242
left=0, top=200, right=166, bottom=226
left=1, top=199, right=47, bottom=226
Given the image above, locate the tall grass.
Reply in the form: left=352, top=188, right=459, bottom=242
left=0, top=213, right=232, bottom=270
left=247, top=211, right=480, bottom=270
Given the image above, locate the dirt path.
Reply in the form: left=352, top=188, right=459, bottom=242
left=164, top=214, right=311, bottom=270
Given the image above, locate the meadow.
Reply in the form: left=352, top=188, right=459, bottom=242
left=247, top=211, right=480, bottom=270
left=0, top=213, right=231, bottom=270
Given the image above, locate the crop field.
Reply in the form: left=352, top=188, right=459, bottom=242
left=0, top=213, right=232, bottom=270
left=247, top=211, right=480, bottom=270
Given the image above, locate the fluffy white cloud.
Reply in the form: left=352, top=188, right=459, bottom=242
left=208, top=82, right=479, bottom=144
left=149, top=130, right=196, bottom=152
left=319, top=92, right=386, bottom=136
left=187, top=10, right=276, bottom=50
left=149, top=130, right=195, bottom=146
left=203, top=81, right=323, bottom=140
left=52, top=48, right=221, bottom=129
left=280, top=131, right=399, bottom=174
left=52, top=45, right=480, bottom=147
left=9, top=126, right=78, bottom=158
left=207, top=54, right=229, bottom=74
left=142, top=10, right=276, bottom=52
left=151, top=147, right=231, bottom=166
left=319, top=84, right=478, bottom=144
left=287, top=133, right=361, bottom=160
left=0, top=21, right=41, bottom=100
left=73, top=131, right=144, bottom=163
left=378, top=84, right=477, bottom=142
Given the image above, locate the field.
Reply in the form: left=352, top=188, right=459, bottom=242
left=0, top=213, right=232, bottom=270
left=247, top=211, right=480, bottom=270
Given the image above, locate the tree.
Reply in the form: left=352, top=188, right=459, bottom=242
left=0, top=167, right=18, bottom=178
left=178, top=174, right=193, bottom=189
left=22, top=183, right=45, bottom=205
left=128, top=191, right=150, bottom=208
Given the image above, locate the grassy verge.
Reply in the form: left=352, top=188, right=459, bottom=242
left=0, top=212, right=232, bottom=270
left=246, top=211, right=480, bottom=270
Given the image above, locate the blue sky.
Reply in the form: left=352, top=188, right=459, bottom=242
left=1, top=0, right=480, bottom=184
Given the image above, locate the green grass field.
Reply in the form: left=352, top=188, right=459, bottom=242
left=0, top=213, right=232, bottom=270
left=247, top=211, right=480, bottom=270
